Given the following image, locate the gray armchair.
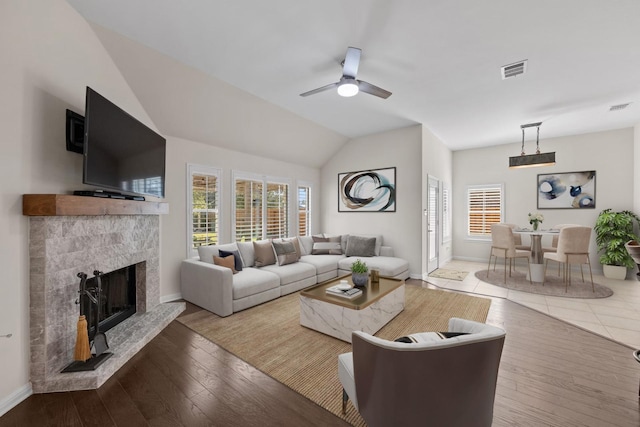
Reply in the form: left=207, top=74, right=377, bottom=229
left=338, top=318, right=506, bottom=427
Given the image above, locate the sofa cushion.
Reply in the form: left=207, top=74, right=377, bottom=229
left=261, top=262, right=317, bottom=286
left=198, top=242, right=240, bottom=265
left=345, top=235, right=376, bottom=257
left=253, top=240, right=276, bottom=267
left=214, top=255, right=237, bottom=274
left=237, top=242, right=255, bottom=267
left=232, top=268, right=280, bottom=300
left=312, top=236, right=342, bottom=255
left=219, top=249, right=243, bottom=272
left=339, top=256, right=409, bottom=278
left=272, top=241, right=298, bottom=266
left=298, top=236, right=314, bottom=255
left=300, top=254, right=344, bottom=275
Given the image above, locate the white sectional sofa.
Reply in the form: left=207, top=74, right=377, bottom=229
left=180, top=234, right=410, bottom=317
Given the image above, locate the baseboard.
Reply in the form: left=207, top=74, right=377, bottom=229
left=0, top=383, right=32, bottom=417
left=161, top=292, right=182, bottom=303
left=409, top=273, right=423, bottom=280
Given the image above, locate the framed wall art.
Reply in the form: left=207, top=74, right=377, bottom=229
left=338, top=167, right=396, bottom=212
left=537, top=170, right=596, bottom=209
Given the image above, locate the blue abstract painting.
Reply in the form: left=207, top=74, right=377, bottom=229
left=537, top=170, right=596, bottom=209
left=338, top=167, right=396, bottom=212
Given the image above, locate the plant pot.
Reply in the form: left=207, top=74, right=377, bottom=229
left=625, top=240, right=640, bottom=280
left=602, top=264, right=627, bottom=280
left=352, top=272, right=369, bottom=287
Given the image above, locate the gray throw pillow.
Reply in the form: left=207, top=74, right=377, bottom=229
left=345, top=235, right=376, bottom=257
left=272, top=241, right=298, bottom=266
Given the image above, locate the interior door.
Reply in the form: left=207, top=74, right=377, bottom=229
left=427, top=176, right=439, bottom=273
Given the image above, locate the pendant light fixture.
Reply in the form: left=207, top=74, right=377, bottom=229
left=508, top=122, right=556, bottom=168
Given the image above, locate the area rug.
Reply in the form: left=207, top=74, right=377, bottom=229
left=475, top=269, right=613, bottom=298
left=429, top=268, right=469, bottom=281
left=177, top=286, right=491, bottom=426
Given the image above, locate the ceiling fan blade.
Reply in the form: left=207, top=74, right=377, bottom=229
left=342, top=47, right=361, bottom=78
left=357, top=80, right=392, bottom=99
left=299, top=82, right=339, bottom=97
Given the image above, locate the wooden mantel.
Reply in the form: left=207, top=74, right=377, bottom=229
left=22, top=194, right=169, bottom=216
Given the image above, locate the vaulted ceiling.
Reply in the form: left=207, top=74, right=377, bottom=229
left=67, top=0, right=640, bottom=167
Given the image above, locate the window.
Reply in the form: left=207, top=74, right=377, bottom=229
left=187, top=164, right=221, bottom=257
left=467, top=184, right=503, bottom=238
left=234, top=172, right=289, bottom=241
left=297, top=184, right=311, bottom=236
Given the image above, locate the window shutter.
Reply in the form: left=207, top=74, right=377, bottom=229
left=188, top=164, right=222, bottom=258
left=468, top=185, right=503, bottom=237
left=298, top=186, right=310, bottom=236
left=266, top=182, right=288, bottom=239
left=235, top=179, right=263, bottom=242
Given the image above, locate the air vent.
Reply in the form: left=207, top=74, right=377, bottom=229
left=609, top=103, right=631, bottom=111
left=501, top=60, right=527, bottom=79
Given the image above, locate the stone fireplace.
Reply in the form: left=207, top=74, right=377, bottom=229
left=25, top=195, right=184, bottom=393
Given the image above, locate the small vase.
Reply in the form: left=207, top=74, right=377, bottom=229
left=352, top=272, right=369, bottom=287
left=532, top=222, right=539, bottom=231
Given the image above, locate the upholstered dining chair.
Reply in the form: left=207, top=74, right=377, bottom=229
left=543, top=226, right=594, bottom=292
left=337, top=318, right=506, bottom=427
left=504, top=223, right=531, bottom=251
left=488, top=224, right=532, bottom=284
left=542, top=224, right=580, bottom=276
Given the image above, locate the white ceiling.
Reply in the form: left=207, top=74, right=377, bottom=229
left=66, top=0, right=640, bottom=154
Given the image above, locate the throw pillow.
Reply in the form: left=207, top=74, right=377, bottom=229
left=197, top=242, right=239, bottom=265
left=280, top=237, right=302, bottom=260
left=312, top=236, right=342, bottom=255
left=219, top=249, right=243, bottom=272
left=213, top=255, right=237, bottom=274
left=345, top=235, right=376, bottom=257
left=272, top=241, right=298, bottom=266
left=253, top=240, right=276, bottom=267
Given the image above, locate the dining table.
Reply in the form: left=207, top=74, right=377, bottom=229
left=512, top=228, right=560, bottom=282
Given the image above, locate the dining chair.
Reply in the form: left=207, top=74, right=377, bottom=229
left=543, top=226, right=594, bottom=292
left=504, top=223, right=530, bottom=251
left=487, top=224, right=532, bottom=284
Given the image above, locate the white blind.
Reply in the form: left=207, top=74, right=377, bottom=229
left=467, top=185, right=503, bottom=237
left=235, top=179, right=263, bottom=242
left=298, top=186, right=310, bottom=236
left=187, top=164, right=222, bottom=258
left=266, top=182, right=288, bottom=239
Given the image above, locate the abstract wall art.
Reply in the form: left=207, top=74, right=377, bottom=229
left=338, top=167, right=396, bottom=212
left=537, top=170, right=596, bottom=209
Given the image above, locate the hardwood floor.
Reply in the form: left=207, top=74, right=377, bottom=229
left=2, top=280, right=640, bottom=426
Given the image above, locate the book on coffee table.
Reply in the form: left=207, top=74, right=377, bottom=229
left=326, top=285, right=362, bottom=299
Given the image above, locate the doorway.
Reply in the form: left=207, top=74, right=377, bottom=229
left=427, top=176, right=439, bottom=273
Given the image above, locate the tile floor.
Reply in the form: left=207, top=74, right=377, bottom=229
left=430, top=259, right=640, bottom=349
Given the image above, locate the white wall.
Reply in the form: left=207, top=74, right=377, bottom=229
left=635, top=123, right=640, bottom=215
left=320, top=125, right=423, bottom=276
left=160, top=136, right=321, bottom=300
left=452, top=128, right=635, bottom=270
left=0, top=0, right=159, bottom=413
left=422, top=126, right=453, bottom=272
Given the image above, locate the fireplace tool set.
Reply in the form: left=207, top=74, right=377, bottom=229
left=62, top=270, right=113, bottom=373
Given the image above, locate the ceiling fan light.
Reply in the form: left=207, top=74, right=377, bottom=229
left=337, top=80, right=359, bottom=97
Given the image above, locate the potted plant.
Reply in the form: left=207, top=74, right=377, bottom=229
left=594, top=209, right=640, bottom=280
left=351, top=259, right=369, bottom=287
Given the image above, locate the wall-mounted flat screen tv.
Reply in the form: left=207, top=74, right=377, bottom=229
left=83, top=87, right=166, bottom=198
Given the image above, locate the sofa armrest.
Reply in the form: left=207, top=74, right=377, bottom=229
left=380, top=246, right=394, bottom=257
left=181, top=258, right=234, bottom=317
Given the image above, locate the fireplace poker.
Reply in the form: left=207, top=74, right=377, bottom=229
left=92, top=270, right=110, bottom=356
left=73, top=272, right=92, bottom=362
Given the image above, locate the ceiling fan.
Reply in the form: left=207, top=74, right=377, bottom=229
left=300, top=47, right=392, bottom=99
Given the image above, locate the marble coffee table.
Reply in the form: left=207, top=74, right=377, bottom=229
left=299, top=274, right=405, bottom=343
